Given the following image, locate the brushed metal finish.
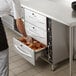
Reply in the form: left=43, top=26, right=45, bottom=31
left=52, top=20, right=69, bottom=64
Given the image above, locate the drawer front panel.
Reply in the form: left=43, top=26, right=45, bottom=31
left=13, top=38, right=35, bottom=65
left=25, top=8, right=46, bottom=30
left=25, top=22, right=47, bottom=45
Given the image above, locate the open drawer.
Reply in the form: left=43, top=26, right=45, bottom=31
left=13, top=37, right=46, bottom=65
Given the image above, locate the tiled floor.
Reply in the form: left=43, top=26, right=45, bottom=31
left=4, top=26, right=76, bottom=76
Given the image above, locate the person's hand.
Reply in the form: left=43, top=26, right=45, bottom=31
left=25, top=35, right=32, bottom=44
left=16, top=18, right=27, bottom=37
left=16, top=18, right=32, bottom=43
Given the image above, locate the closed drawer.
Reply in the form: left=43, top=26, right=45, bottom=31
left=25, top=8, right=46, bottom=30
left=13, top=37, right=46, bottom=65
left=25, top=22, right=47, bottom=45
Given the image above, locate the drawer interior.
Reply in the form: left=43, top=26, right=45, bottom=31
left=18, top=36, right=46, bottom=52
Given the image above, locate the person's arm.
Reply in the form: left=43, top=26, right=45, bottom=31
left=12, top=0, right=27, bottom=37
left=16, top=18, right=27, bottom=37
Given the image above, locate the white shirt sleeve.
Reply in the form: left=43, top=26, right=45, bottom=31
left=11, top=0, right=22, bottom=19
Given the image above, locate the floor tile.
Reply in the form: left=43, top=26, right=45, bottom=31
left=9, top=59, right=27, bottom=69
left=11, top=63, right=33, bottom=75
left=17, top=71, right=31, bottom=76
left=9, top=54, right=23, bottom=63
left=9, top=70, right=16, bottom=76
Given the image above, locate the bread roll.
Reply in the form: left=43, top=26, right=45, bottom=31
left=35, top=42, right=41, bottom=48
left=19, top=37, right=25, bottom=42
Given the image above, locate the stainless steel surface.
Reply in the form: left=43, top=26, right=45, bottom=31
left=24, top=8, right=69, bottom=66
left=52, top=19, right=69, bottom=64
left=69, top=26, right=74, bottom=76
left=20, top=0, right=76, bottom=25
left=69, top=22, right=76, bottom=76
left=73, top=26, right=76, bottom=59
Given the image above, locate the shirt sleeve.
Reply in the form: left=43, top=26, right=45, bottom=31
left=11, top=0, right=22, bottom=19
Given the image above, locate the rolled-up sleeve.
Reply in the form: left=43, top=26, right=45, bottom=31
left=11, top=0, right=22, bottom=19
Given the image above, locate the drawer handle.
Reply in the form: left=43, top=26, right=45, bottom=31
left=32, top=13, right=34, bottom=15
left=32, top=13, right=36, bottom=17
left=15, top=45, right=32, bottom=57
left=32, top=27, right=35, bottom=29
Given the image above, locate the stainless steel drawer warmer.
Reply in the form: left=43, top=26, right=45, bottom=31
left=13, top=7, right=69, bottom=70
left=13, top=37, right=46, bottom=65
